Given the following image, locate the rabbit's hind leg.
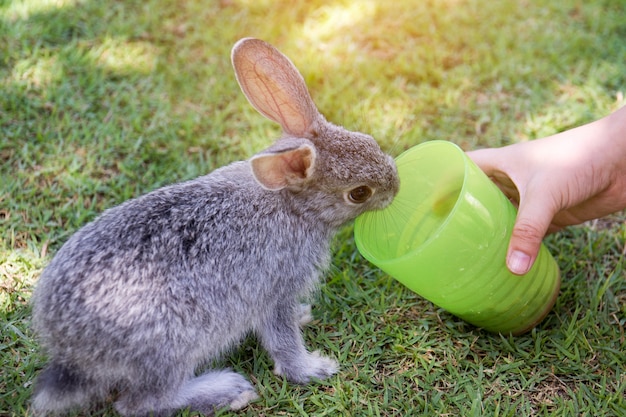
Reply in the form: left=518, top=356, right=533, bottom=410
left=114, top=369, right=258, bottom=416
left=172, top=370, right=259, bottom=413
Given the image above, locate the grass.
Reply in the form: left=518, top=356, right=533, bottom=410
left=1, top=0, right=625, bottom=415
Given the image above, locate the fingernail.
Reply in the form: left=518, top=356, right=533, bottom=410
left=507, top=250, right=532, bottom=275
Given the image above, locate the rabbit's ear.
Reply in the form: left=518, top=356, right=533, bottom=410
left=250, top=143, right=316, bottom=191
left=232, top=38, right=320, bottom=137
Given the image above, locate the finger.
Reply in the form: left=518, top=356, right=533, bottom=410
left=506, top=193, right=557, bottom=275
left=466, top=148, right=501, bottom=176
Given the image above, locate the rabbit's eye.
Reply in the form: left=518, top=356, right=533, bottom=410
left=347, top=186, right=373, bottom=204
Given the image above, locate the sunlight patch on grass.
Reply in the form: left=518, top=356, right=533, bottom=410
left=89, top=37, right=159, bottom=76
left=3, top=0, right=81, bottom=20
left=300, top=1, right=377, bottom=52
left=6, top=55, right=61, bottom=89
left=0, top=248, right=43, bottom=313
left=6, top=39, right=158, bottom=88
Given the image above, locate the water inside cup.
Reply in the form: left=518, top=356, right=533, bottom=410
left=396, top=184, right=461, bottom=257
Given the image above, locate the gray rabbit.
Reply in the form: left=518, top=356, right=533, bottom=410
left=31, top=38, right=399, bottom=416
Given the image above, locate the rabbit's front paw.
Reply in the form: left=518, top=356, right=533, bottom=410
left=274, top=351, right=338, bottom=384
left=297, top=304, right=313, bottom=326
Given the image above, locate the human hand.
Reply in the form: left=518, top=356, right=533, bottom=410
left=467, top=106, right=626, bottom=275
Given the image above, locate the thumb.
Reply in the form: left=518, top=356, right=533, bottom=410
left=506, top=193, right=556, bottom=275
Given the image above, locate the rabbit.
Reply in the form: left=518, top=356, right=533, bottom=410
left=30, top=37, right=399, bottom=417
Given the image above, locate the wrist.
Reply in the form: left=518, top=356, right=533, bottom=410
left=597, top=106, right=626, bottom=208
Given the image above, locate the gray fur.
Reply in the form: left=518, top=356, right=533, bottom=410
left=31, top=38, right=399, bottom=416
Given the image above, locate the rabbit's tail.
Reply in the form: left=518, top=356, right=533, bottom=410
left=31, top=362, right=96, bottom=415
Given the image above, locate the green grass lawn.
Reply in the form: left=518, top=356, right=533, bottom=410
left=1, top=0, right=625, bottom=415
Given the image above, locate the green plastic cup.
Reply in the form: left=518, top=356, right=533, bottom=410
left=354, top=140, right=560, bottom=335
